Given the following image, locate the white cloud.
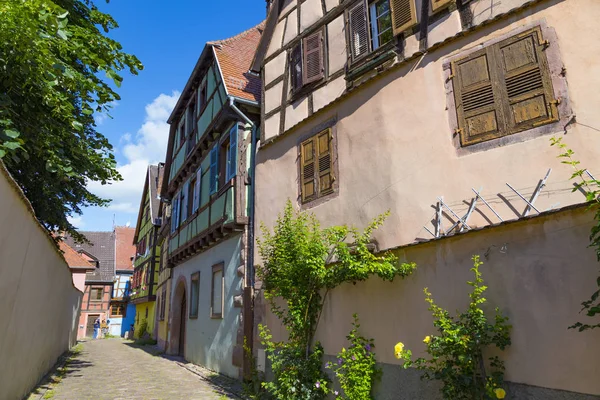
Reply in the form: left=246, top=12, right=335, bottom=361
left=88, top=91, right=180, bottom=220
left=68, top=215, right=85, bottom=228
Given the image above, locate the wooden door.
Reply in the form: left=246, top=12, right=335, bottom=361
left=86, top=314, right=99, bottom=337
left=179, top=294, right=187, bottom=356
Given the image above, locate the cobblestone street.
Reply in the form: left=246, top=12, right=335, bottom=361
left=29, top=339, right=238, bottom=400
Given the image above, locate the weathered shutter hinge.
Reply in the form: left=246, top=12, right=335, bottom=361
left=454, top=128, right=463, bottom=136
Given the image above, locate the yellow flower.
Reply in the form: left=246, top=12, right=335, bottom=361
left=494, top=388, right=506, bottom=399
left=394, top=342, right=404, bottom=359
left=423, top=336, right=431, bottom=344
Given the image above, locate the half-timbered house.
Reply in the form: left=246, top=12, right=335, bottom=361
left=160, top=23, right=263, bottom=379
left=251, top=0, right=600, bottom=397
left=131, top=164, right=164, bottom=339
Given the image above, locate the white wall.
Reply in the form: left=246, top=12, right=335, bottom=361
left=170, top=234, right=243, bottom=378
left=0, top=163, right=82, bottom=400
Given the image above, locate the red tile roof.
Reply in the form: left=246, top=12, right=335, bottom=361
left=212, top=22, right=265, bottom=103
left=115, top=226, right=135, bottom=272
left=59, top=241, right=95, bottom=270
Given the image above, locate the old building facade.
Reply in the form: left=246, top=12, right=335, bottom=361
left=131, top=164, right=164, bottom=339
left=253, top=0, right=600, bottom=397
left=160, top=23, right=263, bottom=379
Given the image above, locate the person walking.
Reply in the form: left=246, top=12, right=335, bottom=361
left=100, top=318, right=108, bottom=338
left=93, top=317, right=100, bottom=339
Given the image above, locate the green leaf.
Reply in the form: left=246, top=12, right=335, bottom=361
left=0, top=149, right=6, bottom=158
left=4, top=129, right=19, bottom=139
left=4, top=141, right=21, bottom=150
left=57, top=29, right=68, bottom=40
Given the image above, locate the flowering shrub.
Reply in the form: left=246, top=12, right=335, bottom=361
left=396, top=256, right=511, bottom=400
left=257, top=201, right=415, bottom=399
left=326, top=314, right=380, bottom=400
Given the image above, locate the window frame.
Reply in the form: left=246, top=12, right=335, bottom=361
left=189, top=271, right=200, bottom=319
left=210, top=263, right=224, bottom=319
left=443, top=23, right=570, bottom=154
left=288, top=28, right=326, bottom=95
left=110, top=302, right=126, bottom=317
left=297, top=120, right=339, bottom=208
left=90, top=287, right=103, bottom=302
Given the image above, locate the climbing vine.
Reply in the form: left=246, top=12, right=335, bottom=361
left=550, top=137, right=600, bottom=331
left=397, top=256, right=511, bottom=400
left=257, top=200, right=416, bottom=399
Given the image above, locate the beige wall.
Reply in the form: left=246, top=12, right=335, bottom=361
left=0, top=164, right=82, bottom=400
left=263, top=207, right=600, bottom=395
left=257, top=0, right=600, bottom=252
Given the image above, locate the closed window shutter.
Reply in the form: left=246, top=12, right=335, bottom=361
left=302, top=31, right=324, bottom=84
left=390, top=0, right=418, bottom=36
left=209, top=146, right=218, bottom=194
left=290, top=43, right=303, bottom=92
left=192, top=167, right=201, bottom=212
left=452, top=48, right=504, bottom=146
left=300, top=138, right=316, bottom=203
left=171, top=193, right=180, bottom=231
left=227, top=125, right=238, bottom=180
left=495, top=28, right=558, bottom=133
left=348, top=2, right=369, bottom=61
left=431, top=0, right=454, bottom=14
left=316, top=130, right=333, bottom=195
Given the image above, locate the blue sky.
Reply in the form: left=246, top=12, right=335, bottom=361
left=70, top=0, right=266, bottom=231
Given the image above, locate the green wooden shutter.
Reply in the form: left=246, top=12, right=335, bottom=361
left=227, top=125, right=238, bottom=180
left=390, top=0, right=418, bottom=36
left=495, top=27, right=558, bottom=134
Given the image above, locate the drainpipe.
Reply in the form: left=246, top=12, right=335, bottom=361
left=228, top=96, right=258, bottom=380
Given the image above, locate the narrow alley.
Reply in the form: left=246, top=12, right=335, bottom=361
left=28, top=340, right=239, bottom=400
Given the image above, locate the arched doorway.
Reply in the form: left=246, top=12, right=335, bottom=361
left=169, top=277, right=187, bottom=356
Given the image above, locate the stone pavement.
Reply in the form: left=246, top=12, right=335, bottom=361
left=29, top=339, right=239, bottom=400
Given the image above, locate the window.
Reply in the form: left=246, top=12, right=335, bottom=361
left=188, top=176, right=196, bottom=216
left=180, top=180, right=190, bottom=224
left=190, top=272, right=200, bottom=318
left=179, top=119, right=186, bottom=148
left=170, top=192, right=180, bottom=233
left=300, top=129, right=335, bottom=204
left=198, top=82, right=207, bottom=114
left=90, top=287, right=103, bottom=302
left=186, top=102, right=196, bottom=153
left=348, top=0, right=416, bottom=63
left=110, top=303, right=126, bottom=317
left=226, top=125, right=238, bottom=181
left=211, top=263, right=224, bottom=318
left=192, top=167, right=201, bottom=213
left=289, top=30, right=325, bottom=93
left=450, top=27, right=558, bottom=146
left=209, top=146, right=219, bottom=195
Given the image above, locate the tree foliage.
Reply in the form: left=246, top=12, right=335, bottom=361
left=257, top=200, right=416, bottom=399
left=0, top=0, right=142, bottom=241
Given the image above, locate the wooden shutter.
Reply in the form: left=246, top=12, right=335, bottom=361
left=316, top=130, right=333, bottom=195
left=390, top=0, right=418, bottom=36
left=495, top=27, right=558, bottom=134
left=209, top=146, right=218, bottom=194
left=227, top=125, right=238, bottom=180
left=451, top=48, right=504, bottom=146
left=180, top=181, right=189, bottom=223
left=290, top=43, right=303, bottom=92
left=302, top=30, right=324, bottom=84
left=300, top=137, right=316, bottom=203
left=431, top=0, right=454, bottom=14
left=348, top=1, right=369, bottom=61
left=192, top=167, right=201, bottom=212
left=171, top=193, right=180, bottom=232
